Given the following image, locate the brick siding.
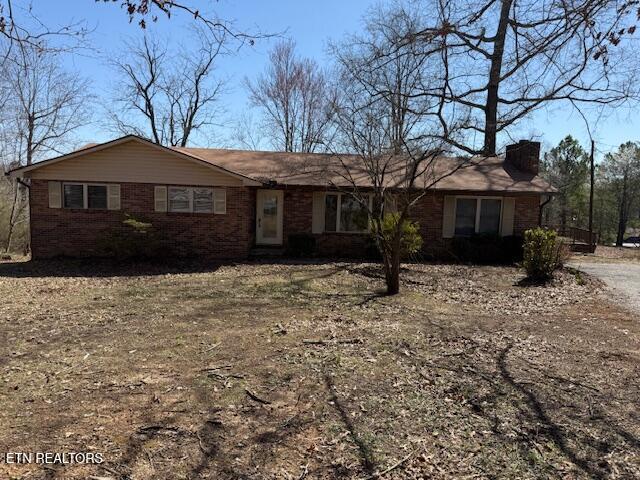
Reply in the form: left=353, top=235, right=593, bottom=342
left=29, top=179, right=253, bottom=259
left=29, top=180, right=541, bottom=260
left=277, top=187, right=541, bottom=258
left=514, top=195, right=540, bottom=235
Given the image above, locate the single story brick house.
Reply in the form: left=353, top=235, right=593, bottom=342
left=7, top=135, right=556, bottom=260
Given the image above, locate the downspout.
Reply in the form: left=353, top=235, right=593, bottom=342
left=539, top=195, right=552, bottom=226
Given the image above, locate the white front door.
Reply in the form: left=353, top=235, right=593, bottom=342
left=256, top=190, right=284, bottom=245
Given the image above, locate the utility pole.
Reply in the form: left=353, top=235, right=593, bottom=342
left=588, top=139, right=595, bottom=246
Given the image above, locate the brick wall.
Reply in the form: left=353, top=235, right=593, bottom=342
left=29, top=179, right=542, bottom=260
left=514, top=195, right=540, bottom=235
left=277, top=187, right=541, bottom=258
left=29, top=179, right=253, bottom=259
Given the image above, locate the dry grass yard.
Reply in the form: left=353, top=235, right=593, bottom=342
left=0, top=259, right=639, bottom=479
left=573, top=245, right=640, bottom=263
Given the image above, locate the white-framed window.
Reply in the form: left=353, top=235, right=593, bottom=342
left=324, top=193, right=371, bottom=233
left=454, top=197, right=502, bottom=236
left=193, top=188, right=213, bottom=213
left=166, top=186, right=225, bottom=214
left=63, top=183, right=113, bottom=210
left=168, top=186, right=192, bottom=212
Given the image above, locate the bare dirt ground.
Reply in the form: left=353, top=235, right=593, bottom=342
left=1, top=259, right=639, bottom=479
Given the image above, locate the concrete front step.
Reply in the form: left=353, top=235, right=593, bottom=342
left=249, top=247, right=286, bottom=258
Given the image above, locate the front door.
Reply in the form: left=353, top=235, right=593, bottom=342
left=256, top=190, right=284, bottom=245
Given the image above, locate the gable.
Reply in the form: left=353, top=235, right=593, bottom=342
left=27, top=139, right=245, bottom=187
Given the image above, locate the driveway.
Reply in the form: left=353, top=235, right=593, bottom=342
left=569, top=260, right=640, bottom=314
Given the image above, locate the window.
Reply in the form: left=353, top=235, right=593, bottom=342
left=63, top=183, right=112, bottom=210
left=454, top=197, right=502, bottom=236
left=324, top=194, right=338, bottom=232
left=168, top=187, right=191, bottom=212
left=193, top=188, right=213, bottom=213
left=479, top=199, right=501, bottom=234
left=324, top=193, right=370, bottom=233
left=87, top=185, right=107, bottom=209
left=63, top=184, right=84, bottom=209
left=166, top=186, right=225, bottom=214
left=454, top=198, right=476, bottom=236
left=340, top=196, right=368, bottom=232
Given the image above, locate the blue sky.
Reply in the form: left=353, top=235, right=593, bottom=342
left=28, top=1, right=640, bottom=157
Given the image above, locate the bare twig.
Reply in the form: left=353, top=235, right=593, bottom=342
left=303, top=338, right=363, bottom=346
left=245, top=388, right=271, bottom=405
left=366, top=449, right=418, bottom=479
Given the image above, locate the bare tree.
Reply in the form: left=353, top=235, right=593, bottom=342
left=109, top=29, right=226, bottom=147
left=228, top=111, right=266, bottom=151
left=2, top=47, right=91, bottom=165
left=0, top=0, right=88, bottom=68
left=328, top=7, right=473, bottom=294
left=374, top=0, right=640, bottom=156
left=0, top=43, right=90, bottom=252
left=246, top=39, right=335, bottom=153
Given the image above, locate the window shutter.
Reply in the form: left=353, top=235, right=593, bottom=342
left=48, top=181, right=62, bottom=208
left=384, top=193, right=398, bottom=214
left=213, top=188, right=226, bottom=214
left=442, top=195, right=456, bottom=238
left=312, top=191, right=325, bottom=234
left=154, top=186, right=167, bottom=212
left=501, top=197, right=515, bottom=236
left=107, top=184, right=121, bottom=210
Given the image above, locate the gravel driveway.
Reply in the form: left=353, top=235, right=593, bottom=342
left=570, top=261, right=640, bottom=314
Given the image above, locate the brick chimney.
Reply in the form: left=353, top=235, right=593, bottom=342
left=505, top=140, right=540, bottom=175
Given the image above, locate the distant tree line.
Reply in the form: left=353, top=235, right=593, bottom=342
left=541, top=136, right=640, bottom=245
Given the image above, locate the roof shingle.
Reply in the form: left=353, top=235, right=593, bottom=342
left=173, top=146, right=556, bottom=193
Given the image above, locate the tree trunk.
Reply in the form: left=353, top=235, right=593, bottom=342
left=483, top=0, right=513, bottom=156
left=616, top=176, right=628, bottom=246
left=5, top=182, right=20, bottom=254
left=588, top=140, right=595, bottom=243
left=559, top=195, right=567, bottom=234
left=384, top=253, right=401, bottom=295
left=383, top=232, right=402, bottom=295
left=616, top=209, right=627, bottom=246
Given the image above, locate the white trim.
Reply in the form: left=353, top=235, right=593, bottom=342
left=8, top=135, right=262, bottom=186
left=453, top=195, right=503, bottom=236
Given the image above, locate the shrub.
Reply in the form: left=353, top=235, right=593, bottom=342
left=451, top=234, right=523, bottom=264
left=522, top=227, right=568, bottom=281
left=287, top=233, right=316, bottom=257
left=371, top=213, right=423, bottom=259
left=98, top=214, right=167, bottom=260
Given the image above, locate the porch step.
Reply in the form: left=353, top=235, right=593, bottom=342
left=249, top=247, right=286, bottom=258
